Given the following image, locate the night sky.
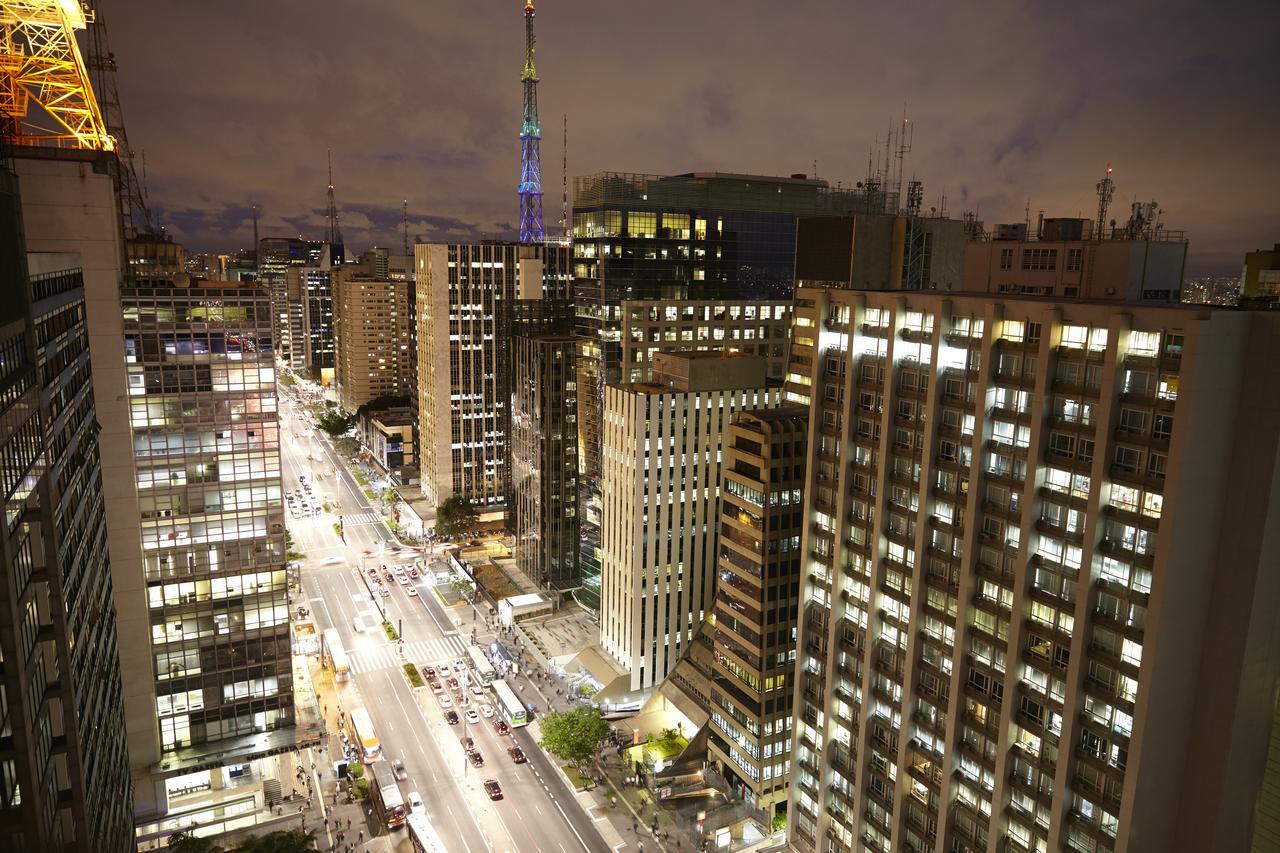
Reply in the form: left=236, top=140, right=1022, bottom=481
left=113, top=0, right=1278, bottom=275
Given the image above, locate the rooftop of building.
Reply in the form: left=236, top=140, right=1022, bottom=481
left=573, top=169, right=891, bottom=215
left=623, top=350, right=772, bottom=395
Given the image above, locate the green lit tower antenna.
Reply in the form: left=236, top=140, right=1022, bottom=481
left=518, top=0, right=545, bottom=243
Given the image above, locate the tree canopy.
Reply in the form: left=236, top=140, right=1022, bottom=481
left=238, top=830, right=316, bottom=853
left=539, top=706, right=610, bottom=770
left=167, top=832, right=221, bottom=853
left=315, top=406, right=355, bottom=437
left=435, top=495, right=479, bottom=538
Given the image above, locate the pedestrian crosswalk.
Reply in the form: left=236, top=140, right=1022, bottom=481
left=342, top=511, right=382, bottom=525
left=347, top=634, right=466, bottom=675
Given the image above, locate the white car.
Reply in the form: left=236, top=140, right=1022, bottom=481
left=479, top=704, right=494, bottom=718
left=407, top=790, right=425, bottom=816
left=438, top=695, right=453, bottom=709
left=438, top=663, right=451, bottom=676
left=352, top=616, right=366, bottom=633
left=465, top=709, right=480, bottom=725
left=406, top=587, right=418, bottom=597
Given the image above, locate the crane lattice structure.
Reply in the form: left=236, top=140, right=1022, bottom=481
left=517, top=0, right=544, bottom=243
left=0, top=0, right=113, bottom=150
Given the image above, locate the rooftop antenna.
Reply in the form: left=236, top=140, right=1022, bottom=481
left=326, top=149, right=342, bottom=245
left=402, top=199, right=409, bottom=256
left=894, top=106, right=912, bottom=211
left=561, top=113, right=569, bottom=241
left=1095, top=164, right=1114, bottom=241
left=251, top=204, right=260, bottom=267
left=812, top=158, right=818, bottom=180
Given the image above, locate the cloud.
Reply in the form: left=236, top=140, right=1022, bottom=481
left=111, top=0, right=1278, bottom=274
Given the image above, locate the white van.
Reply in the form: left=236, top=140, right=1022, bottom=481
left=352, top=616, right=366, bottom=633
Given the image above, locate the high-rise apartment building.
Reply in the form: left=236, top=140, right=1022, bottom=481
left=258, top=237, right=317, bottom=373
left=784, top=288, right=1280, bottom=853
left=618, top=299, right=794, bottom=384
left=1240, top=242, right=1280, bottom=305
left=123, top=284, right=315, bottom=812
left=414, top=241, right=570, bottom=511
left=333, top=269, right=412, bottom=413
left=708, top=405, right=808, bottom=819
left=0, top=154, right=134, bottom=852
left=600, top=352, right=781, bottom=695
left=511, top=325, right=579, bottom=590
left=574, top=171, right=887, bottom=605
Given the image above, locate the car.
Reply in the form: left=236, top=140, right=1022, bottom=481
left=409, top=567, right=419, bottom=578
left=446, top=677, right=459, bottom=691
left=393, top=564, right=407, bottom=576
left=407, top=790, right=425, bottom=815
left=398, top=575, right=410, bottom=586
left=384, top=572, right=394, bottom=583
left=438, top=695, right=453, bottom=708
left=494, top=720, right=511, bottom=736
left=468, top=751, right=484, bottom=768
left=460, top=736, right=474, bottom=750
left=480, top=704, right=494, bottom=718
left=456, top=694, right=470, bottom=707
left=483, top=779, right=503, bottom=800
left=407, top=587, right=418, bottom=597
left=380, top=587, right=391, bottom=598
left=438, top=663, right=451, bottom=676
left=423, top=666, right=436, bottom=680
left=454, top=659, right=467, bottom=672
left=444, top=710, right=459, bottom=725
left=508, top=747, right=526, bottom=764
left=465, top=709, right=480, bottom=725
left=391, top=758, right=408, bottom=780
left=470, top=684, right=486, bottom=697
left=352, top=616, right=366, bottom=633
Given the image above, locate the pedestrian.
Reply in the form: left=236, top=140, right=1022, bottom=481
left=307, top=796, right=312, bottom=809
left=268, top=798, right=274, bottom=812
left=358, top=830, right=364, bottom=842
left=348, top=817, right=352, bottom=830
left=324, top=816, right=329, bottom=829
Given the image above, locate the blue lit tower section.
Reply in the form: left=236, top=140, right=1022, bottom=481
left=518, top=0, right=545, bottom=243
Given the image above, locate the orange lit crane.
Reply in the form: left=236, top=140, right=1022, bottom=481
left=0, top=0, right=113, bottom=149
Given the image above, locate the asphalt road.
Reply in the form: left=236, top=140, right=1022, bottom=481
left=279, top=390, right=613, bottom=853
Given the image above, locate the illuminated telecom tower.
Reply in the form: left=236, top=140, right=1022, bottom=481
left=517, top=0, right=544, bottom=243
left=0, top=0, right=113, bottom=149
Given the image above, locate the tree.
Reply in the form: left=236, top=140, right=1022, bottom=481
left=316, top=407, right=355, bottom=437
left=435, top=496, right=479, bottom=539
left=539, top=706, right=610, bottom=771
left=167, top=832, right=221, bottom=853
left=237, top=830, right=316, bottom=853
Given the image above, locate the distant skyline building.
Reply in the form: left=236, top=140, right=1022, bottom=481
left=783, top=287, right=1280, bottom=853
left=1240, top=242, right=1280, bottom=305
left=415, top=241, right=570, bottom=514
left=599, top=351, right=781, bottom=696
left=3, top=151, right=134, bottom=853
left=574, top=170, right=889, bottom=606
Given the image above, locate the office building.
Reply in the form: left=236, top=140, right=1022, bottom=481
left=619, top=299, right=794, bottom=384
left=708, top=406, right=807, bottom=819
left=600, top=352, right=781, bottom=694
left=257, top=237, right=317, bottom=373
left=784, top=288, right=1280, bottom=853
left=510, top=297, right=579, bottom=590
left=575, top=170, right=888, bottom=606
left=333, top=269, right=412, bottom=413
left=123, top=284, right=319, bottom=814
left=1, top=154, right=134, bottom=852
left=127, top=232, right=186, bottom=282
left=414, top=241, right=570, bottom=513
left=962, top=216, right=1187, bottom=303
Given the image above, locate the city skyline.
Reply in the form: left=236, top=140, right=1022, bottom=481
left=111, top=0, right=1278, bottom=275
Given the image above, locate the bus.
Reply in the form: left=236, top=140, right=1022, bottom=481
left=491, top=679, right=528, bottom=727
left=369, top=760, right=406, bottom=830
left=349, top=706, right=381, bottom=762
left=467, top=646, right=497, bottom=687
left=406, top=813, right=447, bottom=852
left=321, top=629, right=351, bottom=683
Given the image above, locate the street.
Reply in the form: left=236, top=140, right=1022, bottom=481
left=279, top=388, right=615, bottom=853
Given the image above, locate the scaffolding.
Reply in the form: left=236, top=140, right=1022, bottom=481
left=0, top=0, right=113, bottom=149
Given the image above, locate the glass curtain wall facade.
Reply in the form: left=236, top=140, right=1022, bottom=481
left=123, top=287, right=293, bottom=755
left=573, top=171, right=888, bottom=606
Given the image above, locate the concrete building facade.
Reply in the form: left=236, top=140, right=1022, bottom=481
left=962, top=235, right=1187, bottom=304
left=333, top=270, right=411, bottom=413
left=783, top=288, right=1280, bottom=853
left=414, top=241, right=570, bottom=512
left=707, top=406, right=808, bottom=819
left=600, top=352, right=781, bottom=695
left=1, top=152, right=134, bottom=852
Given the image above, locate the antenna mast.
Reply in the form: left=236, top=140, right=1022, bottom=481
left=326, top=149, right=342, bottom=245
left=403, top=199, right=409, bottom=256
left=560, top=113, right=569, bottom=242
left=251, top=204, right=259, bottom=267
left=894, top=107, right=912, bottom=211
left=517, top=0, right=545, bottom=243
left=1095, top=164, right=1114, bottom=241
